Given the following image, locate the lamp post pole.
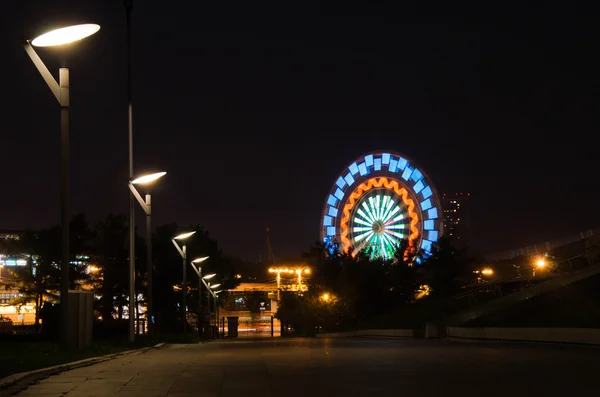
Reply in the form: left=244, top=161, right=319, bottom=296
left=191, top=258, right=209, bottom=337
left=145, top=193, right=152, bottom=335
left=128, top=172, right=165, bottom=338
left=198, top=266, right=202, bottom=334
left=23, top=23, right=100, bottom=349
left=182, top=245, right=187, bottom=335
left=124, top=0, right=136, bottom=343
left=59, top=67, right=70, bottom=348
left=172, top=231, right=195, bottom=335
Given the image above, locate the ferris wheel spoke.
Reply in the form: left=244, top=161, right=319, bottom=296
left=352, top=226, right=374, bottom=232
left=385, top=230, right=402, bottom=247
left=381, top=233, right=396, bottom=255
left=364, top=199, right=378, bottom=223
left=359, top=204, right=377, bottom=224
left=354, top=230, right=373, bottom=243
left=386, top=224, right=405, bottom=230
left=385, top=229, right=404, bottom=240
left=388, top=214, right=404, bottom=224
left=385, top=205, right=401, bottom=223
left=353, top=217, right=372, bottom=227
left=379, top=196, right=390, bottom=220
left=375, top=195, right=387, bottom=219
left=356, top=207, right=375, bottom=224
left=380, top=196, right=395, bottom=223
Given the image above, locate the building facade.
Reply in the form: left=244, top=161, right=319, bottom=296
left=442, top=192, right=471, bottom=248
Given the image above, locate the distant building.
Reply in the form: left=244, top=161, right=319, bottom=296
left=442, top=192, right=471, bottom=247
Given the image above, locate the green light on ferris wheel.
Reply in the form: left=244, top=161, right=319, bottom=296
left=351, top=194, right=406, bottom=259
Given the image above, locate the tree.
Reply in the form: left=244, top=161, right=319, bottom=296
left=420, top=235, right=473, bottom=298
left=91, top=214, right=129, bottom=325
left=5, top=229, right=60, bottom=326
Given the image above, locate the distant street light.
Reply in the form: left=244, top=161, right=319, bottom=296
left=536, top=258, right=547, bottom=268
left=129, top=171, right=166, bottom=337
left=190, top=256, right=209, bottom=335
left=532, top=256, right=548, bottom=277
left=172, top=231, right=196, bottom=334
left=24, top=23, right=100, bottom=349
left=481, top=268, right=494, bottom=276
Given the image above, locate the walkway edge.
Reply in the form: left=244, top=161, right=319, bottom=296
left=0, top=342, right=164, bottom=392
left=316, top=329, right=416, bottom=338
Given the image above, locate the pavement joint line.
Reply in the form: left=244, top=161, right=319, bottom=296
left=0, top=342, right=165, bottom=397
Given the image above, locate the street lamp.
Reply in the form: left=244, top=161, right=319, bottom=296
left=295, top=267, right=311, bottom=291
left=24, top=23, right=100, bottom=349
left=190, top=256, right=209, bottom=335
left=172, top=231, right=196, bottom=334
left=201, top=278, right=220, bottom=337
left=129, top=171, right=166, bottom=337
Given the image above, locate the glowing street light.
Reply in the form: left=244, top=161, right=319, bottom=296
left=174, top=231, right=197, bottom=240
left=131, top=171, right=167, bottom=185
left=190, top=256, right=210, bottom=336
left=31, top=24, right=101, bottom=47
left=24, top=22, right=100, bottom=349
left=536, top=258, right=547, bottom=268
left=203, top=273, right=216, bottom=280
left=172, top=231, right=196, bottom=334
left=533, top=256, right=547, bottom=277
left=128, top=171, right=166, bottom=338
left=481, top=268, right=494, bottom=276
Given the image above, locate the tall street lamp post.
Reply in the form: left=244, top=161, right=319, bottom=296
left=172, top=231, right=196, bottom=334
left=201, top=273, right=216, bottom=336
left=24, top=23, right=100, bottom=349
left=190, top=257, right=209, bottom=335
left=203, top=280, right=220, bottom=337
left=123, top=0, right=136, bottom=344
left=128, top=172, right=166, bottom=337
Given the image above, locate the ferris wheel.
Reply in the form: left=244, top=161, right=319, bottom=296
left=321, top=151, right=443, bottom=260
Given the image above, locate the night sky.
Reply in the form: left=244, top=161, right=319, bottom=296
left=2, top=1, right=598, bottom=261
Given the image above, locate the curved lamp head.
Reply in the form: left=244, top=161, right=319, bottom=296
left=31, top=24, right=100, bottom=47
left=214, top=290, right=223, bottom=294
left=192, top=256, right=209, bottom=264
left=210, top=283, right=221, bottom=289
left=173, top=231, right=196, bottom=240
left=132, top=172, right=166, bottom=185
left=203, top=273, right=216, bottom=280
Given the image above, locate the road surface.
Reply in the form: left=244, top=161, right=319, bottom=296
left=13, top=337, right=600, bottom=396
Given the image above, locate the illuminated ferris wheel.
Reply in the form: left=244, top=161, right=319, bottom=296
left=321, top=151, right=443, bottom=260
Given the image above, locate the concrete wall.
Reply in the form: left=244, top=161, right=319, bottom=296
left=447, top=326, right=600, bottom=346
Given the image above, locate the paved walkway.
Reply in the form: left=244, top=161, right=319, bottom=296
left=13, top=338, right=600, bottom=396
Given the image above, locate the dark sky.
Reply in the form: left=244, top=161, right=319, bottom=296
left=1, top=1, right=598, bottom=261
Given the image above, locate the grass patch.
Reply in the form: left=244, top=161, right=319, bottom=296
left=0, top=336, right=155, bottom=380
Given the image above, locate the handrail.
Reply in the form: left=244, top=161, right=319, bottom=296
left=454, top=246, right=598, bottom=301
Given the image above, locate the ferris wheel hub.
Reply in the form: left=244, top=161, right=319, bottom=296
left=372, top=220, right=385, bottom=236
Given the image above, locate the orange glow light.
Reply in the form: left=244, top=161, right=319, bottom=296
left=339, top=177, right=419, bottom=255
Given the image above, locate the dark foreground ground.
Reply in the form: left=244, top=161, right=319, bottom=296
left=11, top=337, right=600, bottom=396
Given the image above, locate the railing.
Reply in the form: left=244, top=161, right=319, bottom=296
left=447, top=248, right=600, bottom=325
left=455, top=247, right=598, bottom=307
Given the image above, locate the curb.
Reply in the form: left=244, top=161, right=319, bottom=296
left=0, top=343, right=165, bottom=396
